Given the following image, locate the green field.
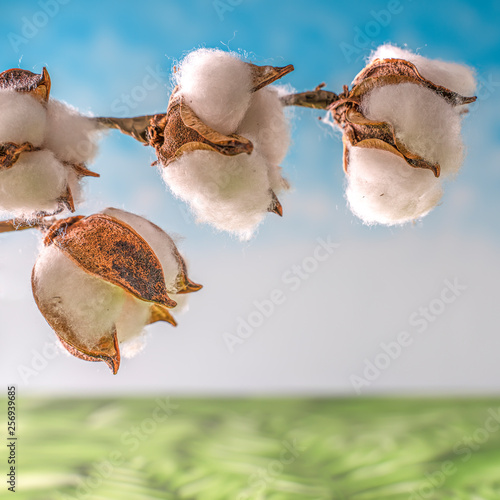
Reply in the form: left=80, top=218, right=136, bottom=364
left=3, top=397, right=500, bottom=499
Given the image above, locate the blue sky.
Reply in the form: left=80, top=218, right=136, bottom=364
left=0, top=0, right=499, bottom=394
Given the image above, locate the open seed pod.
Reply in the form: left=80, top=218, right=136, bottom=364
left=32, top=208, right=202, bottom=374
left=0, top=67, right=101, bottom=221
left=148, top=49, right=294, bottom=240
left=328, top=45, right=477, bottom=225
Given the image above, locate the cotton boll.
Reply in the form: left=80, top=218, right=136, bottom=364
left=44, top=100, right=101, bottom=164
left=176, top=49, right=252, bottom=135
left=33, top=245, right=126, bottom=350
left=0, top=90, right=46, bottom=146
left=362, top=83, right=464, bottom=176
left=101, top=207, right=181, bottom=292
left=237, top=86, right=291, bottom=165
left=0, top=150, right=68, bottom=217
left=369, top=44, right=476, bottom=96
left=346, top=146, right=443, bottom=225
left=163, top=148, right=272, bottom=240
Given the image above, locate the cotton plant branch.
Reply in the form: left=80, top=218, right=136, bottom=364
left=93, top=45, right=478, bottom=228
left=95, top=74, right=474, bottom=137
left=1, top=45, right=478, bottom=232
left=280, top=83, right=340, bottom=109
left=0, top=44, right=479, bottom=376
left=0, top=217, right=55, bottom=233
left=93, top=115, right=161, bottom=144
left=92, top=85, right=339, bottom=142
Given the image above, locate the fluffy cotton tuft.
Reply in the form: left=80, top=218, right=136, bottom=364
left=267, top=164, right=289, bottom=194
left=33, top=245, right=150, bottom=348
left=346, top=147, right=443, bottom=225
left=43, top=99, right=101, bottom=164
left=114, top=293, right=151, bottom=344
left=0, top=90, right=47, bottom=146
left=168, top=292, right=189, bottom=313
left=238, top=86, right=291, bottom=165
left=361, top=83, right=464, bottom=176
left=0, top=81, right=103, bottom=219
left=163, top=148, right=274, bottom=240
left=66, top=169, right=84, bottom=207
left=369, top=44, right=476, bottom=97
left=120, top=334, right=148, bottom=359
left=175, top=48, right=253, bottom=135
left=101, top=207, right=182, bottom=292
left=0, top=150, right=69, bottom=218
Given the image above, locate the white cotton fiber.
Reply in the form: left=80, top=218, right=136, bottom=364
left=120, top=334, right=147, bottom=359
left=114, top=293, right=151, bottom=344
left=0, top=150, right=68, bottom=217
left=346, top=146, right=443, bottom=225
left=34, top=244, right=151, bottom=349
left=34, top=245, right=125, bottom=348
left=43, top=99, right=100, bottom=164
left=169, top=292, right=189, bottom=313
left=369, top=44, right=476, bottom=97
left=0, top=90, right=46, bottom=146
left=66, top=169, right=84, bottom=207
left=361, top=83, right=464, bottom=176
left=163, top=148, right=273, bottom=240
left=101, top=207, right=181, bottom=292
left=267, top=164, right=289, bottom=194
left=237, top=86, right=291, bottom=165
left=175, top=48, right=253, bottom=135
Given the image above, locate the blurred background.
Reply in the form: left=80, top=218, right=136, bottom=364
left=2, top=2, right=500, bottom=499
left=0, top=0, right=499, bottom=396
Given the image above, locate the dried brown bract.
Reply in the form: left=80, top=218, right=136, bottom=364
left=0, top=67, right=51, bottom=101
left=147, top=89, right=253, bottom=167
left=147, top=62, right=293, bottom=167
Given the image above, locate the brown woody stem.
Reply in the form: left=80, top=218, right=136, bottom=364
left=280, top=84, right=340, bottom=109
left=94, top=115, right=164, bottom=144
left=0, top=218, right=55, bottom=234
